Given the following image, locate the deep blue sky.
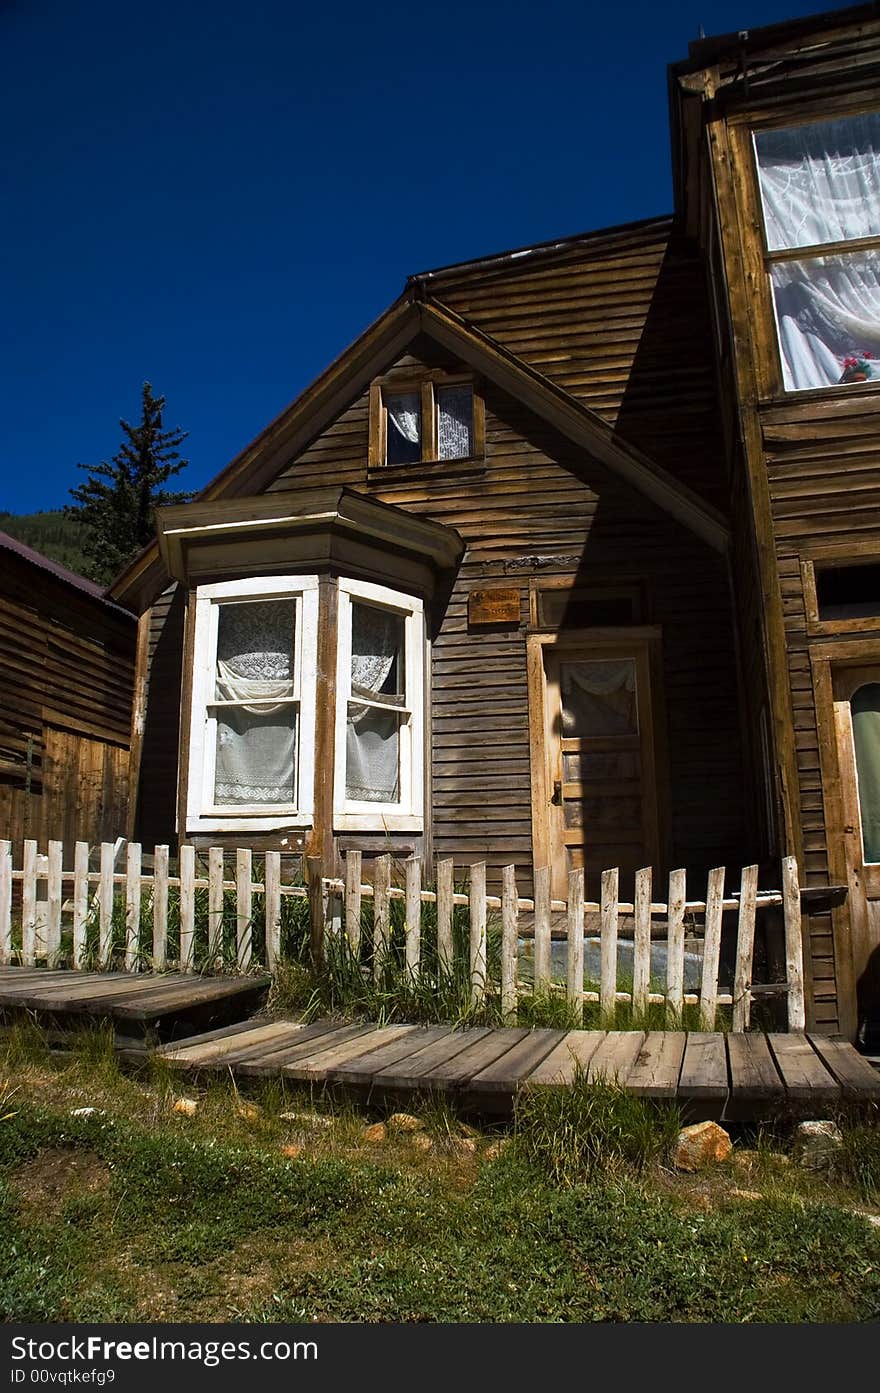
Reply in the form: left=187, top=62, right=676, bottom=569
left=1, top=0, right=852, bottom=513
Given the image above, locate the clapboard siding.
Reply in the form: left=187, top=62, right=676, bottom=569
left=137, top=584, right=185, bottom=850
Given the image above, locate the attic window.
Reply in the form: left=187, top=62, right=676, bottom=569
left=371, top=377, right=483, bottom=467
left=753, top=111, right=880, bottom=392
left=816, top=562, right=880, bottom=621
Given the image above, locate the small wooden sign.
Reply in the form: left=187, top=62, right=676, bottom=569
left=468, top=587, right=520, bottom=626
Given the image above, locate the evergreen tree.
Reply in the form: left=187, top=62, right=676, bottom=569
left=66, top=382, right=191, bottom=585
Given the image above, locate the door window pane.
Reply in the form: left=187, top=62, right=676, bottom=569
left=560, top=659, right=637, bottom=737
left=436, top=386, right=474, bottom=459
left=385, top=392, right=422, bottom=464
left=214, top=707, right=297, bottom=805
left=852, top=683, right=880, bottom=863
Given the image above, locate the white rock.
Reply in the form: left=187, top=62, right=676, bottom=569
left=794, top=1120, right=843, bottom=1171
left=70, top=1107, right=103, bottom=1118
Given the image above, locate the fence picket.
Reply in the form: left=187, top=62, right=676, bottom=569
left=180, top=844, right=196, bottom=971
left=501, top=864, right=518, bottom=1023
left=600, top=867, right=619, bottom=1020
left=235, top=847, right=252, bottom=970
left=436, top=858, right=454, bottom=972
left=404, top=856, right=421, bottom=979
left=124, top=841, right=142, bottom=972
left=533, top=865, right=551, bottom=993
left=46, top=840, right=63, bottom=965
left=21, top=839, right=38, bottom=966
left=733, top=864, right=759, bottom=1032
left=98, top=841, right=115, bottom=968
left=344, top=850, right=362, bottom=953
left=208, top=847, right=224, bottom=963
left=265, top=851, right=281, bottom=971
left=632, top=866, right=652, bottom=1016
left=665, top=868, right=686, bottom=1019
left=469, top=861, right=487, bottom=1005
left=72, top=841, right=89, bottom=966
left=372, top=854, right=391, bottom=982
left=783, top=855, right=806, bottom=1031
left=700, top=867, right=726, bottom=1029
left=153, top=844, right=169, bottom=969
left=0, top=840, right=11, bottom=965
left=566, top=867, right=584, bottom=1023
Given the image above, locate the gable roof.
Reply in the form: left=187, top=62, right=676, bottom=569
left=0, top=529, right=134, bottom=618
left=109, top=277, right=729, bottom=610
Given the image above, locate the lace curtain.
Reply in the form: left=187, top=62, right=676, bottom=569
left=346, top=603, right=403, bottom=803
left=213, top=600, right=297, bottom=806
left=755, top=114, right=880, bottom=390
left=560, top=660, right=637, bottom=737
left=386, top=392, right=421, bottom=463
left=437, top=387, right=473, bottom=459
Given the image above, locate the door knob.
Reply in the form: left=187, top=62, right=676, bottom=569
left=551, top=780, right=563, bottom=805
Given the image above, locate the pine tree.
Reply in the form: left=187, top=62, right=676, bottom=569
left=66, top=382, right=191, bottom=585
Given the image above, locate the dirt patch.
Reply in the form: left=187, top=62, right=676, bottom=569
left=10, top=1148, right=111, bottom=1217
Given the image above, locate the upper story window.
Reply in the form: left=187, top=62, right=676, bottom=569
left=371, top=375, right=482, bottom=467
left=754, top=112, right=880, bottom=391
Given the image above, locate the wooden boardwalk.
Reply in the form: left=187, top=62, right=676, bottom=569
left=156, top=1017, right=880, bottom=1118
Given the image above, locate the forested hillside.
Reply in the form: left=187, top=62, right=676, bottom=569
left=0, top=509, right=89, bottom=575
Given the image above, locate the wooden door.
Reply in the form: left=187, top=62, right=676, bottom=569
left=832, top=664, right=880, bottom=1044
left=532, top=638, right=662, bottom=899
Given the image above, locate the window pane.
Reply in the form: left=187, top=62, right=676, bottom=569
left=756, top=112, right=880, bottom=252
left=214, top=706, right=297, bottom=806
left=346, top=705, right=400, bottom=802
left=816, top=562, right=880, bottom=620
left=852, top=683, right=880, bottom=863
left=385, top=392, right=421, bottom=464
left=437, top=386, right=474, bottom=459
left=770, top=250, right=880, bottom=390
left=560, top=660, right=637, bottom=737
left=351, top=602, right=405, bottom=703
left=215, top=599, right=295, bottom=702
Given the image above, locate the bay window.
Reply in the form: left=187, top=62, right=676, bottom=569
left=754, top=111, right=880, bottom=391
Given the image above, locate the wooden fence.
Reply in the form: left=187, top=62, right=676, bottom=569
left=0, top=838, right=806, bottom=1031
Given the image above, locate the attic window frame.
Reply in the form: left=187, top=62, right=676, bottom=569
left=802, top=547, right=880, bottom=636
left=368, top=371, right=485, bottom=469
left=733, top=100, right=880, bottom=400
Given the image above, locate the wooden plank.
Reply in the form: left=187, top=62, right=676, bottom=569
left=727, top=1031, right=784, bottom=1101
left=188, top=1020, right=308, bottom=1067
left=7, top=974, right=188, bottom=1012
left=665, top=868, right=686, bottom=1019
left=678, top=1033, right=729, bottom=1102
left=525, top=1030, right=606, bottom=1085
left=469, top=861, right=487, bottom=1004
left=235, top=847, right=252, bottom=971
left=404, top=855, right=421, bottom=979
left=468, top=1029, right=565, bottom=1092
left=373, top=854, right=391, bottom=982
left=600, top=867, right=618, bottom=1020
left=632, top=867, right=651, bottom=1016
left=153, top=844, right=169, bottom=970
left=566, top=867, right=584, bottom=1022
left=72, top=840, right=89, bottom=967
left=330, top=1025, right=454, bottom=1084
left=233, top=1022, right=355, bottom=1075
left=586, top=1030, right=645, bottom=1086
left=699, top=867, right=725, bottom=1029
left=807, top=1034, right=880, bottom=1100
left=783, top=856, right=807, bottom=1031
left=124, top=841, right=142, bottom=972
left=501, top=863, right=519, bottom=1023
left=98, top=841, right=115, bottom=968
left=344, top=849, right=362, bottom=953
left=533, top=864, right=551, bottom=992
left=626, top=1032, right=686, bottom=1098
left=732, top=864, right=758, bottom=1032
left=208, top=846, right=224, bottom=964
left=414, top=1028, right=529, bottom=1091
left=766, top=1032, right=841, bottom=1103
left=436, top=857, right=454, bottom=973
left=367, top=1027, right=493, bottom=1089
left=108, top=974, right=271, bottom=1020
left=160, top=1019, right=301, bottom=1068
left=0, top=840, right=11, bottom=966
left=45, top=840, right=63, bottom=965
left=154, top=1016, right=277, bottom=1056
left=264, top=850, right=281, bottom=971
left=22, top=839, right=37, bottom=966
left=283, top=1025, right=414, bottom=1081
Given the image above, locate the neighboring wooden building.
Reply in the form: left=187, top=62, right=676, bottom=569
left=110, top=4, right=880, bottom=1043
left=0, top=530, right=135, bottom=849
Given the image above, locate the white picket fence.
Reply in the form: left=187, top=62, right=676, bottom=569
left=0, top=838, right=806, bottom=1031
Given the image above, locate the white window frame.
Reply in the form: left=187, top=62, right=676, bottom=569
left=186, top=575, right=319, bottom=834
left=334, top=576, right=425, bottom=832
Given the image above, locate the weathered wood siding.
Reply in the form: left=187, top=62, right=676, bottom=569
left=0, top=553, right=134, bottom=850
left=137, top=584, right=186, bottom=850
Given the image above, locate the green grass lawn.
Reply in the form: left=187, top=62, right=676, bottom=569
left=0, top=1026, right=878, bottom=1323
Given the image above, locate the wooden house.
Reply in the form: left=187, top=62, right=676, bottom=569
left=109, top=3, right=880, bottom=1044
left=0, top=530, right=135, bottom=848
